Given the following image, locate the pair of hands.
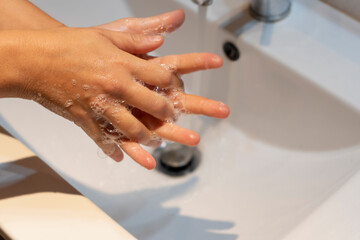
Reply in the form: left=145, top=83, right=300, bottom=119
left=4, top=9, right=229, bottom=169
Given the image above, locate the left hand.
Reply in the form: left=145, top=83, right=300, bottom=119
left=101, top=52, right=229, bottom=169
left=94, top=10, right=230, bottom=169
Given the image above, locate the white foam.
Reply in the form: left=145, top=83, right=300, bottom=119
left=64, top=99, right=73, bottom=108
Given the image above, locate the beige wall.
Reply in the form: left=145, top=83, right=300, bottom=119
left=321, top=0, right=360, bottom=21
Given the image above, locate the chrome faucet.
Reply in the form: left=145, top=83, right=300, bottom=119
left=250, top=0, right=291, bottom=22
left=192, top=0, right=291, bottom=22
left=192, top=0, right=213, bottom=6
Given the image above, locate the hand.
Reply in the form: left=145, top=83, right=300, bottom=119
left=0, top=9, right=230, bottom=169
left=3, top=27, right=181, bottom=154
left=93, top=10, right=229, bottom=169
left=97, top=53, right=229, bottom=169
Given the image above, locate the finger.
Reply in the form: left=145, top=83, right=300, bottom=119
left=95, top=139, right=124, bottom=162
left=96, top=9, right=185, bottom=35
left=73, top=110, right=124, bottom=162
left=133, top=110, right=200, bottom=146
left=100, top=30, right=164, bottom=54
left=154, top=123, right=200, bottom=146
left=120, top=142, right=156, bottom=170
left=112, top=79, right=175, bottom=120
left=151, top=122, right=200, bottom=146
left=149, top=53, right=223, bottom=74
left=108, top=146, right=124, bottom=162
left=130, top=57, right=175, bottom=88
left=103, top=104, right=153, bottom=145
left=137, top=54, right=184, bottom=89
left=183, top=94, right=230, bottom=118
left=108, top=50, right=174, bottom=88
left=95, top=137, right=123, bottom=162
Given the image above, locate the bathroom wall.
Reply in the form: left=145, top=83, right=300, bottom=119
left=321, top=0, right=360, bottom=21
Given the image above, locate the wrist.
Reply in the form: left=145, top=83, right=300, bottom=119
left=0, top=0, right=66, bottom=31
left=0, top=31, right=35, bottom=99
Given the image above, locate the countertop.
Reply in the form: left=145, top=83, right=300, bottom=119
left=0, top=126, right=135, bottom=240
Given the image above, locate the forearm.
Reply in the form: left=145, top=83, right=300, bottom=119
left=0, top=0, right=64, bottom=30
left=0, top=32, right=25, bottom=98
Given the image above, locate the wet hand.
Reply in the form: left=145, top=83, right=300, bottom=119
left=5, top=27, right=180, bottom=155
left=105, top=53, right=230, bottom=169
left=1, top=10, right=229, bottom=169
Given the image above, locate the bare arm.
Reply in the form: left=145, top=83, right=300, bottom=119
left=0, top=34, right=21, bottom=98
left=0, top=4, right=229, bottom=169
left=0, top=0, right=64, bottom=30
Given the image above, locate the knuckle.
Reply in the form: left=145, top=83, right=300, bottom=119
left=82, top=28, right=101, bottom=39
left=103, top=80, right=117, bottom=94
left=173, top=74, right=184, bottom=89
left=71, top=107, right=90, bottom=123
left=103, top=75, right=125, bottom=94
left=120, top=17, right=133, bottom=28
left=112, top=80, right=130, bottom=97
left=129, top=33, right=142, bottom=43
left=161, top=70, right=173, bottom=86
left=94, top=136, right=105, bottom=146
left=153, top=98, right=171, bottom=119
left=127, top=125, right=146, bottom=141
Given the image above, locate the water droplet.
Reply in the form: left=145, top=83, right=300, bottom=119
left=64, top=99, right=73, bottom=108
left=160, top=63, right=177, bottom=73
left=151, top=132, right=162, bottom=142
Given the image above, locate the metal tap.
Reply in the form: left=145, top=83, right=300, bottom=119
left=192, top=0, right=213, bottom=6
left=250, top=0, right=291, bottom=22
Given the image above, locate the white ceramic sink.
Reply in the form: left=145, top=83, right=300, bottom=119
left=1, top=0, right=360, bottom=239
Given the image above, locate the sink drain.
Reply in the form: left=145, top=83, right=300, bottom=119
left=152, top=143, right=201, bottom=176
left=223, top=41, right=240, bottom=61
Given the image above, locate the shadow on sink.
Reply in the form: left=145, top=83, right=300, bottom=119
left=0, top=156, right=80, bottom=200
left=71, top=177, right=237, bottom=240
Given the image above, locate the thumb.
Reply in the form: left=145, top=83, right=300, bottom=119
left=100, top=30, right=164, bottom=54
left=96, top=9, right=185, bottom=35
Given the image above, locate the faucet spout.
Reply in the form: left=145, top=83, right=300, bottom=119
left=250, top=0, right=291, bottom=22
left=192, top=0, right=213, bottom=6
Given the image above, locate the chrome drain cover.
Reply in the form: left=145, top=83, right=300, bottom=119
left=152, top=143, right=201, bottom=176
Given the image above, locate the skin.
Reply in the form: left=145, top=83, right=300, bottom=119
left=0, top=2, right=230, bottom=169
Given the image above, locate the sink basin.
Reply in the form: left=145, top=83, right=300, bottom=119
left=1, top=0, right=360, bottom=239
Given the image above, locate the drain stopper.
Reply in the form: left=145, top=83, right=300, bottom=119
left=152, top=143, right=201, bottom=176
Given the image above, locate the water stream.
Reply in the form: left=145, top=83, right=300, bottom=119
left=191, top=5, right=208, bottom=96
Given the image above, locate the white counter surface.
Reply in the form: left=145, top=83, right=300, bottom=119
left=0, top=127, right=135, bottom=240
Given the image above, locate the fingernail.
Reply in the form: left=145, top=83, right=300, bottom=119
left=148, top=140, right=162, bottom=148
left=188, top=133, right=200, bottom=146
left=212, top=55, right=223, bottom=65
left=218, top=103, right=230, bottom=117
left=148, top=35, right=163, bottom=42
left=145, top=156, right=156, bottom=170
left=112, top=150, right=124, bottom=162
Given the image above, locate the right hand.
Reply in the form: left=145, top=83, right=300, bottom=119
left=1, top=11, right=229, bottom=169
left=4, top=27, right=177, bottom=155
